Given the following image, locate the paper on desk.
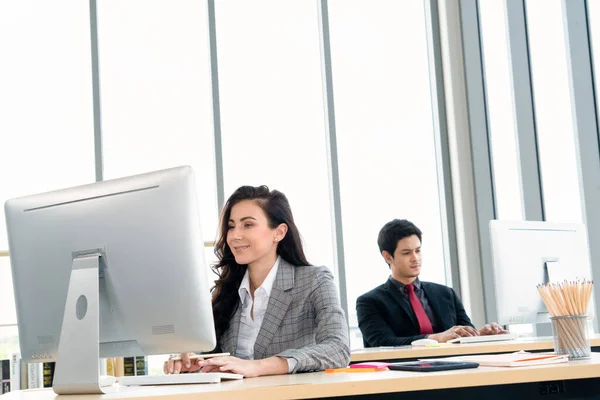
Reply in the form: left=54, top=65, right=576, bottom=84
left=462, top=352, right=569, bottom=367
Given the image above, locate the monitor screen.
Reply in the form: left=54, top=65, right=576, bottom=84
left=5, top=166, right=216, bottom=393
left=489, top=220, right=595, bottom=327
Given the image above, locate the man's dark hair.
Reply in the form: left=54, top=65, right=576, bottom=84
left=377, top=219, right=422, bottom=259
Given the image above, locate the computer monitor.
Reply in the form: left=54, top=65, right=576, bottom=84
left=4, top=166, right=216, bottom=394
left=489, top=220, right=596, bottom=332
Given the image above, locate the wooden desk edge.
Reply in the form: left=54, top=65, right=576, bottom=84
left=289, top=362, right=600, bottom=399
left=4, top=359, right=600, bottom=400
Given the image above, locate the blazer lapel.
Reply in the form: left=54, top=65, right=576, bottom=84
left=220, top=301, right=242, bottom=355
left=421, top=282, right=446, bottom=329
left=253, top=259, right=294, bottom=360
left=384, top=279, right=418, bottom=328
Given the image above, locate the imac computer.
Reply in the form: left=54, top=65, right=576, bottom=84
left=489, top=220, right=596, bottom=335
left=4, top=166, right=217, bottom=394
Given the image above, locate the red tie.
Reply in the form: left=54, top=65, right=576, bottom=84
left=406, top=283, right=434, bottom=335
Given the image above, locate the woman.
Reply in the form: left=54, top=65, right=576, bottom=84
left=164, top=185, right=350, bottom=377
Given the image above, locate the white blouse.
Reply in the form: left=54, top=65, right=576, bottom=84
left=237, top=256, right=296, bottom=372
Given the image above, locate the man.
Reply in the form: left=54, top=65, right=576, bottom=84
left=357, top=219, right=507, bottom=347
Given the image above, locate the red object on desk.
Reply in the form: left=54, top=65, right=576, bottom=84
left=325, top=366, right=388, bottom=373
left=350, top=362, right=392, bottom=369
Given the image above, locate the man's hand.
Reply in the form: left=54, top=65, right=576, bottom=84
left=428, top=325, right=479, bottom=343
left=478, top=322, right=508, bottom=336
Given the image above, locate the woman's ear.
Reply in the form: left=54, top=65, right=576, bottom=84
left=274, top=223, right=288, bottom=242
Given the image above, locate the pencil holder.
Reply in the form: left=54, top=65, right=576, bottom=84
left=550, top=314, right=590, bottom=360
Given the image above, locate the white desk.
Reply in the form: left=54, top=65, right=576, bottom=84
left=4, top=353, right=600, bottom=400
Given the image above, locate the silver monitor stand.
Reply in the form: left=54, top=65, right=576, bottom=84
left=53, top=251, right=106, bottom=395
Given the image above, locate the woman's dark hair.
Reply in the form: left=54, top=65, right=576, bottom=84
left=211, top=185, right=310, bottom=341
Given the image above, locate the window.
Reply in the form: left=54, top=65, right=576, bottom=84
left=0, top=257, right=16, bottom=327
left=478, top=0, right=525, bottom=220
left=0, top=326, right=19, bottom=361
left=526, top=0, right=583, bottom=223
left=98, top=0, right=219, bottom=241
left=0, top=257, right=19, bottom=359
left=215, top=0, right=335, bottom=269
left=589, top=0, right=600, bottom=114
left=0, top=1, right=96, bottom=248
left=328, top=0, right=448, bottom=348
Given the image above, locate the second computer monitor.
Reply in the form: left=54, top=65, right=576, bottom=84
left=489, top=220, right=595, bottom=328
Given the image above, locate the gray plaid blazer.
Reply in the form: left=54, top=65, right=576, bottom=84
left=219, top=259, right=350, bottom=372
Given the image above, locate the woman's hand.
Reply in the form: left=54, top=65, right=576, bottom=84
left=197, top=356, right=263, bottom=378
left=163, top=353, right=202, bottom=374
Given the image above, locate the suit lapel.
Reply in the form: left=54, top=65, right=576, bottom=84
left=384, top=279, right=418, bottom=328
left=220, top=301, right=242, bottom=355
left=421, top=282, right=446, bottom=329
left=253, top=259, right=294, bottom=360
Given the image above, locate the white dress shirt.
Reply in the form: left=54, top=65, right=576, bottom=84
left=237, top=256, right=297, bottom=372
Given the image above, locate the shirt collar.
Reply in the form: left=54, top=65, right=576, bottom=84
left=389, top=276, right=421, bottom=292
left=260, top=255, right=280, bottom=297
left=238, top=256, right=281, bottom=301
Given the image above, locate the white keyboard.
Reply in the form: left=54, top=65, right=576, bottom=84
left=119, top=372, right=243, bottom=386
left=447, top=332, right=519, bottom=344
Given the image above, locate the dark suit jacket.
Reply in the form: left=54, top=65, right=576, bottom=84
left=356, top=279, right=473, bottom=347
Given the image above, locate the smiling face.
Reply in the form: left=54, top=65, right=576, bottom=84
left=382, top=234, right=422, bottom=285
left=226, top=200, right=286, bottom=269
